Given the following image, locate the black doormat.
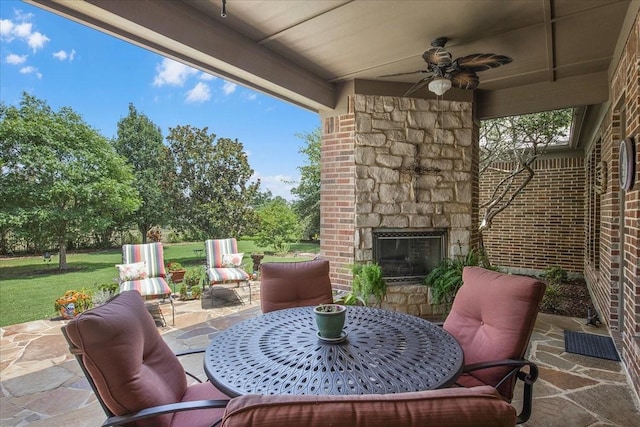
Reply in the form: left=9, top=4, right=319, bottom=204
left=564, top=330, right=620, bottom=361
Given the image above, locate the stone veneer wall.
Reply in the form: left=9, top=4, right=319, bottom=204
left=321, top=94, right=478, bottom=317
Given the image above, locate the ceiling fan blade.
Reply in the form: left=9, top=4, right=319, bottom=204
left=446, top=70, right=479, bottom=90
left=430, top=37, right=449, bottom=48
left=404, top=77, right=433, bottom=97
left=379, top=69, right=433, bottom=78
left=452, top=54, right=512, bottom=72
left=422, top=47, right=452, bottom=68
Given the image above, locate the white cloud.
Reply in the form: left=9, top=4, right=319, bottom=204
left=6, top=53, right=27, bottom=64
left=153, top=58, right=197, bottom=87
left=185, top=82, right=211, bottom=103
left=199, top=72, right=216, bottom=81
left=222, top=81, right=237, bottom=95
left=0, top=19, right=14, bottom=38
left=244, top=93, right=257, bottom=101
left=20, top=66, right=42, bottom=79
left=13, top=22, right=32, bottom=38
left=253, top=172, right=298, bottom=201
left=0, top=15, right=49, bottom=52
left=27, top=31, right=49, bottom=52
left=53, top=49, right=75, bottom=61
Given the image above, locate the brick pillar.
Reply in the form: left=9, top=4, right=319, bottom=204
left=320, top=102, right=356, bottom=291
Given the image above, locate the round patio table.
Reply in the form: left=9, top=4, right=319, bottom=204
left=204, top=305, right=463, bottom=396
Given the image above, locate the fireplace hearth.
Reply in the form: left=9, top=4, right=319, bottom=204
left=373, top=229, right=447, bottom=284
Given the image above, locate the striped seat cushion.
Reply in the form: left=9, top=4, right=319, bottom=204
left=119, top=277, right=172, bottom=296
left=207, top=267, right=250, bottom=283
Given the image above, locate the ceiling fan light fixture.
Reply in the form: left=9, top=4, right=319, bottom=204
left=428, top=77, right=451, bottom=96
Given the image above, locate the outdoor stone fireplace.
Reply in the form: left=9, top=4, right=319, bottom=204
left=321, top=94, right=479, bottom=316
left=373, top=229, right=446, bottom=284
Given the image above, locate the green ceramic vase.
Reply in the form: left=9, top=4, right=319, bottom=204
left=313, top=304, right=346, bottom=339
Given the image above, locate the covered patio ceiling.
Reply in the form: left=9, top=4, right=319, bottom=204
left=27, top=0, right=637, bottom=147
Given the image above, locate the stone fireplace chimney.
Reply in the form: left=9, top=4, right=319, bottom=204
left=321, top=95, right=478, bottom=315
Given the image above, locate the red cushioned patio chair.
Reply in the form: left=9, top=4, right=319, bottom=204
left=62, top=290, right=231, bottom=427
left=443, top=266, right=546, bottom=424
left=260, top=258, right=334, bottom=313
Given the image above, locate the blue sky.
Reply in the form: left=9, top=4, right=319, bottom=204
left=0, top=1, right=320, bottom=200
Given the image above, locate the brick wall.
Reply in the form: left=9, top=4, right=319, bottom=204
left=479, top=157, right=585, bottom=274
left=586, top=12, right=640, bottom=398
left=320, top=108, right=356, bottom=291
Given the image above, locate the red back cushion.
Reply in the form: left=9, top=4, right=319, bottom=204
left=260, top=259, right=334, bottom=313
left=220, top=385, right=516, bottom=427
left=443, top=267, right=546, bottom=400
left=64, top=291, right=187, bottom=427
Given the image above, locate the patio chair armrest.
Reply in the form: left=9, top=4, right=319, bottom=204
left=175, top=348, right=206, bottom=357
left=462, top=358, right=539, bottom=386
left=175, top=348, right=207, bottom=383
left=462, top=358, right=539, bottom=424
left=102, top=399, right=230, bottom=427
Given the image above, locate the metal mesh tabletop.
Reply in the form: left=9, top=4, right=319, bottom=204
left=204, top=306, right=463, bottom=396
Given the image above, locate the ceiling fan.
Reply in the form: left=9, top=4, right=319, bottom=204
left=383, top=37, right=512, bottom=96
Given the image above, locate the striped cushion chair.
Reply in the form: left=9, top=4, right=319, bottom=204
left=205, top=238, right=251, bottom=303
left=118, top=242, right=173, bottom=325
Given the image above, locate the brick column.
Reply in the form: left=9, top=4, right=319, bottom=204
left=320, top=103, right=356, bottom=291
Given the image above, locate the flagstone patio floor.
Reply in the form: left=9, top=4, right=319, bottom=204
left=2, top=283, right=639, bottom=426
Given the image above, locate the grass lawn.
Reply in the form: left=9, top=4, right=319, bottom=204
left=0, top=240, right=319, bottom=327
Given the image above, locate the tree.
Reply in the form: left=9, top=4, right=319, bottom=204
left=291, top=127, right=321, bottom=240
left=0, top=93, right=140, bottom=269
left=167, top=125, right=259, bottom=239
left=478, top=109, right=573, bottom=265
left=255, top=197, right=302, bottom=253
left=114, top=104, right=173, bottom=243
left=250, top=188, right=274, bottom=209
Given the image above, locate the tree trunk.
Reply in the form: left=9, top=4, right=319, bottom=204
left=58, top=237, right=68, bottom=271
left=477, top=231, right=492, bottom=269
left=139, top=223, right=149, bottom=244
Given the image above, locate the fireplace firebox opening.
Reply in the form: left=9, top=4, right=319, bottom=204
left=373, top=229, right=447, bottom=284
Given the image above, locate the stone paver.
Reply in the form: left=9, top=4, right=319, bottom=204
left=1, top=287, right=639, bottom=426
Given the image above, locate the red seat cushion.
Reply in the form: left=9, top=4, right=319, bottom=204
left=220, top=385, right=516, bottom=427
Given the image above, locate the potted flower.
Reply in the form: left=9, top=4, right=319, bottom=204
left=55, top=289, right=93, bottom=319
left=166, top=261, right=186, bottom=283
left=313, top=303, right=347, bottom=340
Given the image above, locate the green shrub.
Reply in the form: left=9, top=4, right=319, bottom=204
left=423, top=249, right=482, bottom=307
left=350, top=262, right=387, bottom=306
left=541, top=283, right=563, bottom=311
left=97, top=283, right=118, bottom=294
left=166, top=230, right=182, bottom=243
left=541, top=266, right=568, bottom=285
left=184, top=267, right=205, bottom=287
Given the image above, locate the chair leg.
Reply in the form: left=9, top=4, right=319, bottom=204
left=516, top=363, right=538, bottom=424
left=170, top=295, right=175, bottom=326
